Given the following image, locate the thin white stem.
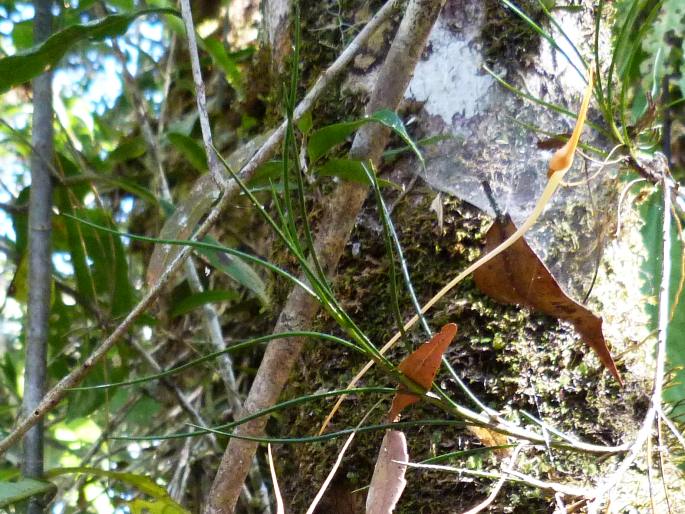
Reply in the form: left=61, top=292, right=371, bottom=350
left=461, top=444, right=524, bottom=514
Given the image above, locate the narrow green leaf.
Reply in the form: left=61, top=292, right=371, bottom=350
left=0, top=8, right=180, bottom=93
left=170, top=289, right=240, bottom=318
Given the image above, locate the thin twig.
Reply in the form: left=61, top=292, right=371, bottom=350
left=400, top=460, right=592, bottom=498
left=110, top=38, right=242, bottom=409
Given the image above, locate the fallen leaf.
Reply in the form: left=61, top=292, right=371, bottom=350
left=366, top=430, right=408, bottom=514
left=473, top=216, right=622, bottom=385
left=388, top=323, right=458, bottom=421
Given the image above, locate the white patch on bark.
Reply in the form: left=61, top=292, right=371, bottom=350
left=407, top=18, right=492, bottom=121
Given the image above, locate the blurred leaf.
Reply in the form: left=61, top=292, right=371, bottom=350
left=128, top=497, right=188, bottom=514
left=640, top=0, right=684, bottom=95
left=307, top=109, right=423, bottom=165
left=107, top=0, right=135, bottom=11
left=199, top=236, right=269, bottom=307
left=11, top=20, right=33, bottom=51
left=63, top=208, right=135, bottom=317
left=0, top=354, right=17, bottom=395
left=170, top=289, right=240, bottom=318
left=297, top=110, right=313, bottom=135
left=46, top=467, right=188, bottom=513
left=7, top=252, right=29, bottom=303
left=0, top=477, right=56, bottom=507
left=388, top=323, right=457, bottom=421
left=0, top=8, right=180, bottom=93
left=148, top=133, right=274, bottom=288
left=108, top=136, right=147, bottom=163
left=202, top=38, right=243, bottom=96
left=167, top=132, right=208, bottom=172
left=247, top=160, right=284, bottom=187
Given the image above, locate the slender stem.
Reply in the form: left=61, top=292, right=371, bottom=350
left=22, top=1, right=53, bottom=513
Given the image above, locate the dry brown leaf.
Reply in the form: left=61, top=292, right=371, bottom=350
left=472, top=216, right=622, bottom=385
left=388, top=323, right=458, bottom=421
left=366, top=430, right=408, bottom=514
left=466, top=426, right=511, bottom=458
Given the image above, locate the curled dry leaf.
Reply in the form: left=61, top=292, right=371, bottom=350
left=472, top=216, right=622, bottom=385
left=388, top=323, right=458, bottom=422
left=366, top=430, right=408, bottom=514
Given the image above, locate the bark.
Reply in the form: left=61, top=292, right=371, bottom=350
left=21, top=0, right=53, bottom=512
left=204, top=1, right=446, bottom=512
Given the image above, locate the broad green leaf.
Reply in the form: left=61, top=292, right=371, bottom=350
left=0, top=477, right=56, bottom=507
left=297, top=110, right=313, bottom=135
left=317, top=158, right=400, bottom=189
left=199, top=236, right=270, bottom=307
left=307, top=109, right=424, bottom=165
left=0, top=8, right=179, bottom=93
left=167, top=132, right=208, bottom=172
left=46, top=467, right=188, bottom=513
left=202, top=38, right=243, bottom=96
left=11, top=20, right=33, bottom=51
left=170, top=289, right=240, bottom=318
left=640, top=0, right=685, bottom=99
left=640, top=187, right=685, bottom=420
left=246, top=160, right=284, bottom=188
left=108, top=136, right=147, bottom=163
